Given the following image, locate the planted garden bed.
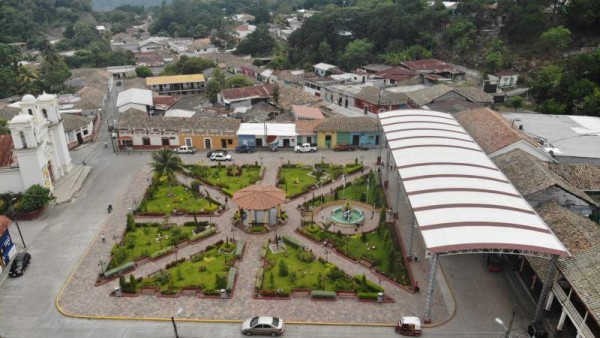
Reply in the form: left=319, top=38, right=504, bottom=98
left=297, top=212, right=410, bottom=286
left=185, top=164, right=262, bottom=196
left=259, top=238, right=383, bottom=298
left=277, top=162, right=364, bottom=198
left=107, top=218, right=216, bottom=269
left=124, top=240, right=238, bottom=296
left=137, top=179, right=220, bottom=215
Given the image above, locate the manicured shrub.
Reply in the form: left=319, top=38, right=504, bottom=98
left=15, top=184, right=54, bottom=212
left=278, top=260, right=288, bottom=277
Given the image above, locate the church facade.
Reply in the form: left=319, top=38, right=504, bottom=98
left=0, top=93, right=72, bottom=192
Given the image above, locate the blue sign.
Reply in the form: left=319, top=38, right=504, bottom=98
left=0, top=230, right=14, bottom=266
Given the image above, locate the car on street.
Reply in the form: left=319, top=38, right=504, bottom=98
left=241, top=316, right=284, bottom=336
left=174, top=145, right=196, bottom=154
left=9, top=252, right=31, bottom=277
left=210, top=152, right=232, bottom=162
left=294, top=143, right=317, bottom=153
left=334, top=144, right=357, bottom=152
left=206, top=149, right=228, bottom=158
left=235, top=145, right=256, bottom=153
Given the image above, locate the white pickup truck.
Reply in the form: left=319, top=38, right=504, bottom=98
left=174, top=145, right=196, bottom=154
left=294, top=143, right=318, bottom=153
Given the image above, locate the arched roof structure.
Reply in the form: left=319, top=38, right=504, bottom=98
left=379, top=109, right=569, bottom=258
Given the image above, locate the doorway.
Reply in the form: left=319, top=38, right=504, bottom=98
left=221, top=139, right=227, bottom=148
left=185, top=138, right=192, bottom=146
left=283, top=139, right=290, bottom=147
left=256, top=138, right=263, bottom=147
left=204, top=138, right=212, bottom=149
left=76, top=133, right=83, bottom=145
left=352, top=135, right=360, bottom=146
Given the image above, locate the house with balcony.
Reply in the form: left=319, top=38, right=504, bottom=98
left=146, top=74, right=206, bottom=95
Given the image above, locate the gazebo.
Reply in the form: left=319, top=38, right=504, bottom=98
left=232, top=185, right=286, bottom=226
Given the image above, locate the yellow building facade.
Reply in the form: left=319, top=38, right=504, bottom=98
left=178, top=132, right=239, bottom=150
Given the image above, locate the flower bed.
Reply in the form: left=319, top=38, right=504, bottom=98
left=186, top=164, right=262, bottom=196
left=277, top=163, right=365, bottom=199
left=137, top=180, right=220, bottom=215
left=132, top=240, right=238, bottom=296
left=259, top=238, right=383, bottom=296
left=297, top=213, right=410, bottom=286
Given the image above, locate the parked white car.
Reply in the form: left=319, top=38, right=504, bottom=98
left=210, top=152, right=232, bottom=161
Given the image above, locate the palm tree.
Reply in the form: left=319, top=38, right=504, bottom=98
left=151, top=148, right=183, bottom=184
left=41, top=44, right=60, bottom=66
left=16, top=65, right=39, bottom=94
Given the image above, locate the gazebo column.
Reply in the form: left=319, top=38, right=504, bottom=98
left=544, top=291, right=555, bottom=311
left=423, top=253, right=438, bottom=323
left=533, top=255, right=558, bottom=323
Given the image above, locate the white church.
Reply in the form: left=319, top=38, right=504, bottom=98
left=0, top=93, right=72, bottom=192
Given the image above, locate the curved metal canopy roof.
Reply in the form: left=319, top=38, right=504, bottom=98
left=379, top=109, right=569, bottom=258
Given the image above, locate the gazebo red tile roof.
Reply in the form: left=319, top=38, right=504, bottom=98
left=232, top=185, right=285, bottom=210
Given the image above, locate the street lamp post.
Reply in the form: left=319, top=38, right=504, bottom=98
left=495, top=311, right=516, bottom=338
left=171, top=307, right=183, bottom=338
left=360, top=155, right=364, bottom=165
left=231, top=226, right=235, bottom=242
left=9, top=198, right=26, bottom=248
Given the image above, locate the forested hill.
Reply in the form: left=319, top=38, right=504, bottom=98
left=0, top=0, right=93, bottom=43
left=92, top=0, right=168, bottom=11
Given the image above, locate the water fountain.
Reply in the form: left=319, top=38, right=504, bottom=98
left=330, top=199, right=365, bottom=227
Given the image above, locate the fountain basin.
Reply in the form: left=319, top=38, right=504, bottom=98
left=331, top=207, right=365, bottom=227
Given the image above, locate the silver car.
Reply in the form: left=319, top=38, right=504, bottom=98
left=241, top=316, right=284, bottom=336
left=209, top=152, right=232, bottom=161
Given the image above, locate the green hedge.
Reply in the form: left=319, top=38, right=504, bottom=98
left=189, top=227, right=216, bottom=242
left=255, top=268, right=263, bottom=291
left=357, top=292, right=379, bottom=300
left=103, top=262, right=135, bottom=279
left=235, top=240, right=245, bottom=258
left=283, top=236, right=304, bottom=249
left=150, top=246, right=175, bottom=259
left=226, top=267, right=237, bottom=292
left=311, top=290, right=336, bottom=299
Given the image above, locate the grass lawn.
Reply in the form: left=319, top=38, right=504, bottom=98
left=298, top=221, right=410, bottom=286
left=278, top=163, right=364, bottom=198
left=187, top=164, right=262, bottom=196
left=302, top=172, right=387, bottom=209
left=262, top=240, right=383, bottom=293
left=139, top=183, right=219, bottom=214
left=109, top=223, right=199, bottom=268
left=138, top=241, right=236, bottom=293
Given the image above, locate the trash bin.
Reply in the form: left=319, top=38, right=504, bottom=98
left=377, top=292, right=384, bottom=303
left=114, top=287, right=121, bottom=297
left=220, top=289, right=227, bottom=299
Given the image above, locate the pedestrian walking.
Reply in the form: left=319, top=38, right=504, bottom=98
left=371, top=209, right=375, bottom=220
left=104, top=141, right=107, bottom=148
left=101, top=234, right=105, bottom=242
left=112, top=234, right=117, bottom=241
left=225, top=196, right=228, bottom=205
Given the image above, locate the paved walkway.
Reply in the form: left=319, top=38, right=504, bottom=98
left=57, top=155, right=449, bottom=324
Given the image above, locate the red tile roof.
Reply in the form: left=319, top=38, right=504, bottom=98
left=295, top=120, right=323, bottom=135
left=454, top=107, right=538, bottom=154
left=291, top=105, right=325, bottom=120
left=153, top=96, right=177, bottom=106
left=0, top=135, right=16, bottom=168
left=400, top=59, right=461, bottom=75
left=232, top=185, right=285, bottom=210
left=220, top=84, right=276, bottom=101
left=375, top=66, right=417, bottom=81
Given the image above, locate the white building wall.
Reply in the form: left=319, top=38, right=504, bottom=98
left=0, top=169, right=25, bottom=192
left=118, top=102, right=147, bottom=113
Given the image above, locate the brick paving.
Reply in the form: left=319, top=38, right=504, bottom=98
left=57, top=152, right=449, bottom=324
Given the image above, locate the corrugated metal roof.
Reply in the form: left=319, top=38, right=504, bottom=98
left=146, top=74, right=205, bottom=86
left=379, top=109, right=570, bottom=257
left=220, top=84, right=276, bottom=102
